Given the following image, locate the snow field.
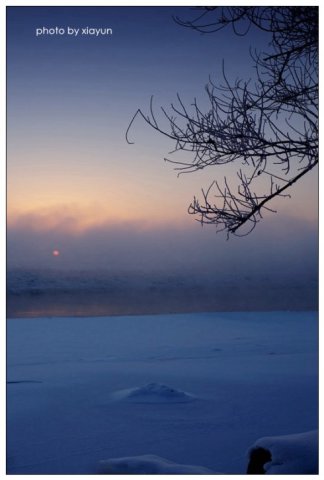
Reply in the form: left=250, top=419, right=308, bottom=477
left=7, top=311, right=318, bottom=474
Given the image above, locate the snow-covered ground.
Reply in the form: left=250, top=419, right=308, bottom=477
left=7, top=311, right=318, bottom=474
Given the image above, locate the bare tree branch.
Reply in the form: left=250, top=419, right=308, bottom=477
left=127, top=7, right=318, bottom=237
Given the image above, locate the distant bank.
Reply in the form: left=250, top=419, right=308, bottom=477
left=7, top=274, right=317, bottom=318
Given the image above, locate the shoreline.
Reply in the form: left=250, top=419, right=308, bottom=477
left=7, top=305, right=318, bottom=320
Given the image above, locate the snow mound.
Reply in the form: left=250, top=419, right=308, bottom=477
left=248, top=430, right=318, bottom=474
left=111, top=382, right=195, bottom=403
left=99, top=454, right=215, bottom=474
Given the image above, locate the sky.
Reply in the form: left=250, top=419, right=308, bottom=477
left=7, top=7, right=318, bottom=294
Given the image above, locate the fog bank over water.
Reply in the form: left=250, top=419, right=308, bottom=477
left=8, top=213, right=317, bottom=273
left=7, top=212, right=318, bottom=317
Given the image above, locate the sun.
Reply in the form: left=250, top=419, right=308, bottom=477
left=52, top=249, right=60, bottom=257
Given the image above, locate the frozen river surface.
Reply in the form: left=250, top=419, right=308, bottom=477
left=7, top=311, right=318, bottom=474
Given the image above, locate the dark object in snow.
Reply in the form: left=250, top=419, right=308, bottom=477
left=7, top=380, right=43, bottom=384
left=247, top=447, right=271, bottom=474
left=247, top=431, right=318, bottom=474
